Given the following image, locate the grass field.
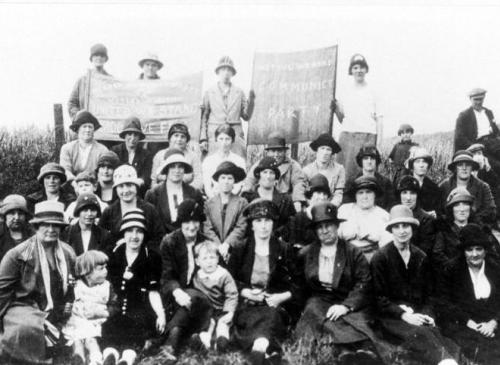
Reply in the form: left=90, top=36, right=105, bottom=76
left=0, top=127, right=458, bottom=364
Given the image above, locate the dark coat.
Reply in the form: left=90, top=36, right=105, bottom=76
left=288, top=211, right=316, bottom=252
left=111, top=143, right=153, bottom=190
left=454, top=106, right=499, bottom=152
left=98, top=198, right=165, bottom=250
left=203, top=193, right=248, bottom=248
left=418, top=176, right=443, bottom=214
left=159, top=229, right=207, bottom=298
left=61, top=223, right=112, bottom=256
left=0, top=225, right=34, bottom=263
left=439, top=174, right=497, bottom=226
left=345, top=172, right=397, bottom=211
left=411, top=207, right=436, bottom=255
left=26, top=190, right=76, bottom=212
left=145, top=182, right=204, bottom=234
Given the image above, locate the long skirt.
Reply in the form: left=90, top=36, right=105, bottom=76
left=233, top=302, right=289, bottom=351
left=336, top=131, right=377, bottom=184
left=207, top=123, right=247, bottom=158
left=0, top=304, right=50, bottom=364
left=378, top=317, right=460, bottom=364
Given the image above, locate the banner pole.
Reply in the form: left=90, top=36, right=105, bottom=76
left=328, top=44, right=339, bottom=136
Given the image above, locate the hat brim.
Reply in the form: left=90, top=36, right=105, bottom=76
left=348, top=183, right=382, bottom=198
left=29, top=217, right=68, bottom=226
left=0, top=205, right=32, bottom=217
left=448, top=159, right=480, bottom=171
left=312, top=217, right=345, bottom=225
left=309, top=140, right=341, bottom=153
left=138, top=59, right=164, bottom=69
left=120, top=221, right=147, bottom=233
left=70, top=121, right=102, bottom=133
left=215, top=65, right=236, bottom=75
left=356, top=154, right=381, bottom=167
left=305, top=186, right=332, bottom=200
left=254, top=166, right=281, bottom=180
left=212, top=167, right=246, bottom=183
left=157, top=157, right=193, bottom=176
left=445, top=196, right=474, bottom=208
left=119, top=128, right=146, bottom=140
left=37, top=171, right=67, bottom=184
left=408, top=156, right=433, bottom=170
left=264, top=145, right=289, bottom=151
left=385, top=217, right=420, bottom=232
left=113, top=177, right=144, bottom=189
left=73, top=202, right=101, bottom=218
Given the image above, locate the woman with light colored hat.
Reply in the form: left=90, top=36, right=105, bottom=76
left=295, top=202, right=388, bottom=365
left=138, top=53, right=163, bottom=80
left=0, top=201, right=76, bottom=364
left=439, top=150, right=496, bottom=227
left=27, top=162, right=76, bottom=211
left=436, top=223, right=500, bottom=365
left=371, top=205, right=459, bottom=365
left=335, top=53, right=383, bottom=184
left=338, top=176, right=391, bottom=261
left=68, top=43, right=111, bottom=120
left=145, top=148, right=203, bottom=234
left=202, top=124, right=246, bottom=198
left=111, top=116, right=153, bottom=191
left=227, top=199, right=299, bottom=365
left=60, top=110, right=109, bottom=182
left=200, top=56, right=255, bottom=157
left=0, top=194, right=34, bottom=261
left=99, top=165, right=164, bottom=250
left=102, top=209, right=165, bottom=365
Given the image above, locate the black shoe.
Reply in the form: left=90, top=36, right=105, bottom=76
left=265, top=351, right=282, bottom=365
left=355, top=349, right=379, bottom=365
left=189, top=333, right=208, bottom=353
left=338, top=350, right=357, bottom=365
left=216, top=336, right=230, bottom=353
left=249, top=350, right=266, bottom=365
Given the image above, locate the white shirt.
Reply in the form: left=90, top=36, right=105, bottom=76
left=77, top=143, right=92, bottom=172
left=318, top=244, right=337, bottom=287
left=128, top=151, right=135, bottom=165
left=186, top=241, right=195, bottom=285
left=166, top=181, right=183, bottom=222
left=202, top=151, right=246, bottom=198
left=474, top=109, right=491, bottom=138
left=469, top=261, right=491, bottom=300
left=338, top=81, right=379, bottom=134
left=81, top=230, right=92, bottom=252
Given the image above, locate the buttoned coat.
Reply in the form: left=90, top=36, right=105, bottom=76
left=61, top=223, right=112, bottom=256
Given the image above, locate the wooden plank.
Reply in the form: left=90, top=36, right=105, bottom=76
left=53, top=104, right=65, bottom=159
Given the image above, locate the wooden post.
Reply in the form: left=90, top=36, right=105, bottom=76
left=290, top=109, right=300, bottom=160
left=53, top=104, right=65, bottom=158
left=328, top=44, right=339, bottom=135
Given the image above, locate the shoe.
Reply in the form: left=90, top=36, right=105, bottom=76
left=117, top=349, right=136, bottom=365
left=355, top=349, right=379, bottom=364
left=102, top=347, right=119, bottom=365
left=249, top=350, right=265, bottom=365
left=216, top=336, right=230, bottom=353
left=158, top=345, right=177, bottom=365
left=338, top=350, right=357, bottom=365
left=265, top=351, right=282, bottom=365
left=71, top=354, right=85, bottom=365
left=189, top=333, right=208, bottom=353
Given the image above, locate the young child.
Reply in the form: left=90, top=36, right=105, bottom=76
left=65, top=171, right=108, bottom=225
left=191, top=241, right=238, bottom=352
left=64, top=250, right=118, bottom=365
left=389, top=123, right=419, bottom=183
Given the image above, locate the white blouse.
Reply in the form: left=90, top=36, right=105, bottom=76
left=469, top=262, right=491, bottom=300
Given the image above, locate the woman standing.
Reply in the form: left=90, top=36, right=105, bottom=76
left=335, top=54, right=382, bottom=183
left=228, top=199, right=298, bottom=365
left=102, top=210, right=165, bottom=365
left=437, top=224, right=500, bottom=365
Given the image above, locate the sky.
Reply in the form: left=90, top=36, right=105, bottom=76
left=1, top=1, right=500, bottom=138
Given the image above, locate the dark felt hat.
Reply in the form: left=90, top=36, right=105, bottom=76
left=90, top=43, right=108, bottom=61
left=305, top=174, right=331, bottom=199
left=243, top=198, right=279, bottom=221
left=97, top=151, right=120, bottom=169
left=119, top=116, right=145, bottom=140
left=355, top=145, right=381, bottom=167
left=254, top=156, right=281, bottom=180
left=348, top=53, right=369, bottom=75
left=311, top=202, right=345, bottom=225
left=398, top=123, right=414, bottom=135
left=265, top=132, right=288, bottom=150
left=75, top=171, right=97, bottom=185
left=37, top=162, right=67, bottom=184
left=168, top=123, right=191, bottom=142
left=70, top=111, right=101, bottom=132
left=177, top=199, right=205, bottom=223
left=73, top=193, right=101, bottom=217
left=212, top=161, right=246, bottom=183
left=458, top=223, right=491, bottom=250
left=348, top=175, right=381, bottom=197
left=448, top=150, right=480, bottom=172
left=396, top=175, right=420, bottom=194
left=309, top=133, right=341, bottom=153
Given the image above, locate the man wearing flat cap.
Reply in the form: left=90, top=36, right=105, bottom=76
left=0, top=195, right=34, bottom=261
left=138, top=53, right=163, bottom=80
left=68, top=43, right=112, bottom=120
left=244, top=131, right=307, bottom=212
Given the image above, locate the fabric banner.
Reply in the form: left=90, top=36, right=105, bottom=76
left=249, top=46, right=337, bottom=145
left=87, top=72, right=203, bottom=141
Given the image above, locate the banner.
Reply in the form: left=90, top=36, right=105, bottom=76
left=87, top=72, right=203, bottom=141
left=249, top=46, right=337, bottom=145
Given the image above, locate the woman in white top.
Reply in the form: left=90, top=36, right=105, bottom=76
left=335, top=54, right=382, bottom=183
left=202, top=124, right=246, bottom=199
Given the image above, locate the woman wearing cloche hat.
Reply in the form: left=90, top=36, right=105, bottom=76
left=371, top=205, right=460, bottom=365
left=138, top=52, right=163, bottom=80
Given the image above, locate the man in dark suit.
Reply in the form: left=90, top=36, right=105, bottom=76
left=454, top=88, right=500, bottom=175
left=145, top=149, right=203, bottom=233
left=111, top=116, right=153, bottom=192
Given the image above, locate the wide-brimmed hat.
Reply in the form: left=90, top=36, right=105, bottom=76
left=305, top=174, right=331, bottom=199
left=74, top=193, right=101, bottom=217
left=396, top=175, right=420, bottom=194
left=119, top=116, right=145, bottom=140
left=138, top=53, right=163, bottom=69
left=113, top=165, right=143, bottom=188
left=445, top=187, right=475, bottom=208
left=0, top=194, right=31, bottom=216
left=215, top=56, right=236, bottom=75
left=243, top=198, right=279, bottom=221
left=406, top=147, right=433, bottom=170
left=177, top=199, right=205, bottom=223
left=448, top=150, right=480, bottom=171
left=90, top=43, right=108, bottom=62
left=30, top=201, right=68, bottom=226
left=468, top=88, right=487, bottom=99
left=265, top=132, right=288, bottom=150
left=70, top=111, right=101, bottom=132
left=157, top=148, right=193, bottom=176
left=120, top=209, right=147, bottom=232
left=212, top=161, right=246, bottom=183
left=466, top=143, right=485, bottom=154
left=398, top=123, right=414, bottom=135
left=348, top=176, right=381, bottom=197
left=38, top=162, right=67, bottom=184
left=254, top=156, right=281, bottom=180
left=355, top=145, right=381, bottom=167
left=97, top=151, right=120, bottom=169
left=168, top=123, right=191, bottom=142
left=311, top=202, right=345, bottom=225
left=386, top=205, right=420, bottom=232
left=309, top=133, right=341, bottom=153
left=348, top=53, right=369, bottom=75
left=458, top=223, right=491, bottom=250
left=75, top=171, right=97, bottom=185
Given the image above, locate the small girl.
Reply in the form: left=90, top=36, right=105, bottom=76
left=191, top=241, right=239, bottom=352
left=64, top=250, right=117, bottom=365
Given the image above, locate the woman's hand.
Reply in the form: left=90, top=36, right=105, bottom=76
left=477, top=320, right=497, bottom=338
left=173, top=288, right=192, bottom=308
left=264, top=292, right=291, bottom=308
left=219, top=311, right=234, bottom=324
left=218, top=242, right=230, bottom=261
left=156, top=312, right=166, bottom=334
left=241, top=288, right=265, bottom=303
left=326, top=304, right=350, bottom=321
left=401, top=312, right=432, bottom=326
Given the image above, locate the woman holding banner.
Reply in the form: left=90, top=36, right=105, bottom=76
left=335, top=54, right=383, bottom=184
